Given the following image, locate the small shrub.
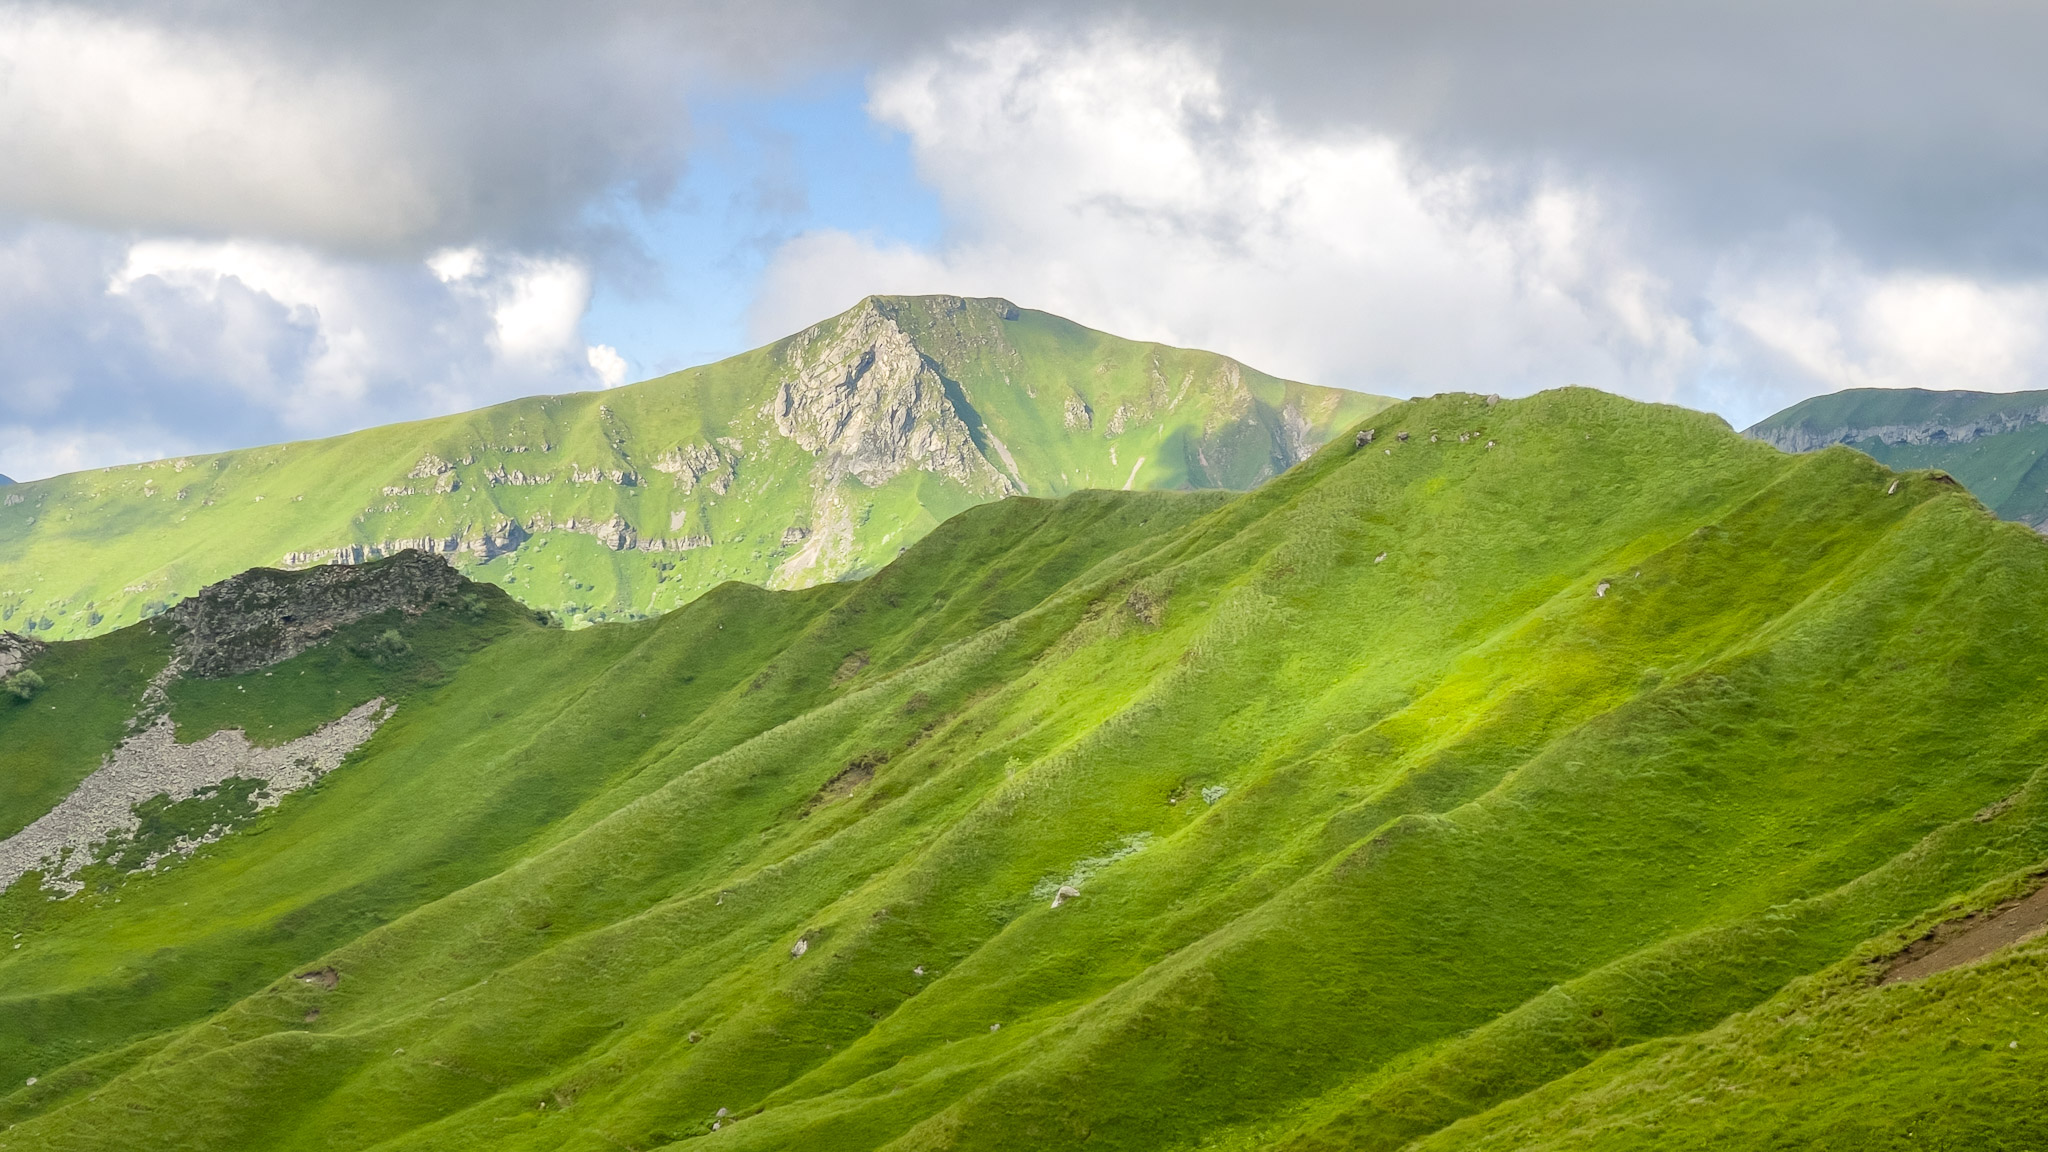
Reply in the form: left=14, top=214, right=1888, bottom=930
left=5, top=669, right=44, bottom=701
left=349, top=629, right=412, bottom=666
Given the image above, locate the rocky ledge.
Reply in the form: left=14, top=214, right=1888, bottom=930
left=0, top=631, right=43, bottom=680
left=162, top=550, right=473, bottom=678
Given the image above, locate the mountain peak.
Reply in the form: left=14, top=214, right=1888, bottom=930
left=771, top=296, right=1019, bottom=494
left=0, top=301, right=1390, bottom=638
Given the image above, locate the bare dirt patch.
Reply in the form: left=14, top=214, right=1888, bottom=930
left=1882, top=883, right=2048, bottom=984
left=802, top=752, right=885, bottom=816
left=295, top=966, right=339, bottom=990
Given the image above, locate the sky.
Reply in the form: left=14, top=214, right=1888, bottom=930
left=2, top=0, right=2046, bottom=481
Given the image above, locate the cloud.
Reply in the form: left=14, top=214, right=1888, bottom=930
left=0, top=0, right=722, bottom=254
left=586, top=344, right=630, bottom=388
left=8, top=1, right=2048, bottom=476
left=753, top=25, right=2048, bottom=427
left=1717, top=252, right=2048, bottom=399
left=0, top=5, right=434, bottom=249
left=756, top=28, right=1704, bottom=403
left=0, top=219, right=613, bottom=480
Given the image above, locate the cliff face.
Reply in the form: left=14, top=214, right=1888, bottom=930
left=1744, top=387, right=2048, bottom=452
left=1746, top=403, right=2048, bottom=453
left=771, top=298, right=1017, bottom=495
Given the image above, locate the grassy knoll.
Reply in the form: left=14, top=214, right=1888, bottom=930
left=2, top=388, right=2047, bottom=1150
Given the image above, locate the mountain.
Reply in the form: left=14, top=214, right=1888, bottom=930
left=1746, top=386, right=2048, bottom=528
left=0, top=295, right=1388, bottom=641
left=5, top=388, right=2048, bottom=1150
left=0, top=474, right=13, bottom=485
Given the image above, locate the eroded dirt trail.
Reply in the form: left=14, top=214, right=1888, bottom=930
left=1883, top=884, right=2048, bottom=983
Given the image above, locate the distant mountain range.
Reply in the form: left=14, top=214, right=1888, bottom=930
left=1747, top=386, right=2048, bottom=527
left=0, top=295, right=1387, bottom=640
left=5, top=389, right=2046, bottom=1149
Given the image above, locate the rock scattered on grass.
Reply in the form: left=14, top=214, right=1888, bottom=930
left=790, top=937, right=810, bottom=958
left=1051, top=885, right=1080, bottom=909
left=1595, top=581, right=1611, bottom=598
left=0, top=699, right=392, bottom=895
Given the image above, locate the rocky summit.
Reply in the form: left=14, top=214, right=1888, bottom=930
left=0, top=295, right=1388, bottom=641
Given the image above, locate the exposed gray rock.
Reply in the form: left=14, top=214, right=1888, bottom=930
left=0, top=632, right=43, bottom=680
left=0, top=698, right=391, bottom=894
left=1051, top=884, right=1080, bottom=909
left=650, top=441, right=738, bottom=495
left=1064, top=393, right=1093, bottom=430
left=1745, top=401, right=2048, bottom=454
left=164, top=550, right=470, bottom=678
left=769, top=298, right=1012, bottom=495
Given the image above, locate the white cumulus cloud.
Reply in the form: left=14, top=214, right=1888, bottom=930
left=0, top=220, right=614, bottom=480
left=756, top=28, right=1705, bottom=407
left=753, top=26, right=2048, bottom=427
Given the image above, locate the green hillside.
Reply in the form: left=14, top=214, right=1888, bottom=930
left=5, top=388, right=2048, bottom=1150
left=0, top=295, right=1387, bottom=642
left=1747, top=386, right=2048, bottom=527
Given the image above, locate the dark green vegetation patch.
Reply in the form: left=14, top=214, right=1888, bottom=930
left=5, top=389, right=2048, bottom=1150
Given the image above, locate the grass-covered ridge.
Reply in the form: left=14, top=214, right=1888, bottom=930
left=4, top=388, right=2048, bottom=1149
left=1747, top=385, right=2048, bottom=528
left=0, top=295, right=1387, bottom=641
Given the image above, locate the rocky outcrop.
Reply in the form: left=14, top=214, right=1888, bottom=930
left=770, top=299, right=1014, bottom=495
left=164, top=551, right=471, bottom=678
left=285, top=520, right=531, bottom=568
left=1746, top=401, right=2048, bottom=453
left=650, top=440, right=741, bottom=495
left=0, top=632, right=43, bottom=679
left=0, top=699, right=391, bottom=894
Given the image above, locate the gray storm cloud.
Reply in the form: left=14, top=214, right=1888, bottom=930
left=9, top=0, right=2040, bottom=269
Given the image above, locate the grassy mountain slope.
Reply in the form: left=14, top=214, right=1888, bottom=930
left=0, top=295, right=1387, bottom=641
left=1747, top=386, right=2048, bottom=527
left=5, top=389, right=2048, bottom=1150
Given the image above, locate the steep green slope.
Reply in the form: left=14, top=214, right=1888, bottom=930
left=1747, top=386, right=2048, bottom=527
left=0, top=295, right=1387, bottom=641
left=5, top=389, right=2048, bottom=1150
